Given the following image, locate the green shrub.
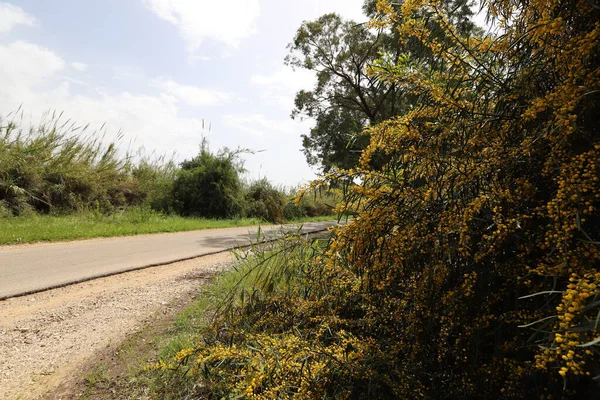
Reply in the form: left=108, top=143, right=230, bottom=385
left=132, top=158, right=176, bottom=213
left=243, top=178, right=286, bottom=223
left=282, top=201, right=305, bottom=220
left=284, top=187, right=339, bottom=219
left=172, top=140, right=244, bottom=218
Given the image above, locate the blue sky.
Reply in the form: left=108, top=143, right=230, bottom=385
left=0, top=0, right=367, bottom=187
left=0, top=1, right=488, bottom=187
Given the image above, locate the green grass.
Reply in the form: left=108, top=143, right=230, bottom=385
left=152, top=236, right=319, bottom=360
left=0, top=210, right=337, bottom=245
left=169, top=235, right=327, bottom=347
left=144, top=233, right=328, bottom=398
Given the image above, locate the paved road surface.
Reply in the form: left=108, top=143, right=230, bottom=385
left=0, top=221, right=340, bottom=299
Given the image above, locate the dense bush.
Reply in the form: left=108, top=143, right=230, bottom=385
left=242, top=180, right=339, bottom=223
left=172, top=140, right=244, bottom=218
left=283, top=187, right=340, bottom=220
left=243, top=178, right=286, bottom=223
left=131, top=158, right=176, bottom=214
left=152, top=0, right=600, bottom=398
left=282, top=201, right=304, bottom=220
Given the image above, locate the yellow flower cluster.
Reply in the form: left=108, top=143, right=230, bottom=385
left=536, top=273, right=600, bottom=377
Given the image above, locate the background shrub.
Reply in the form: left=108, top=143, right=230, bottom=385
left=172, top=140, right=244, bottom=218
left=132, top=158, right=176, bottom=214
left=243, top=178, right=286, bottom=223
left=284, top=187, right=339, bottom=219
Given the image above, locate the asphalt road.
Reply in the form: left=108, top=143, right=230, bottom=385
left=0, top=221, right=340, bottom=299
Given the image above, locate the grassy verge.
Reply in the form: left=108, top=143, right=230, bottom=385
left=144, top=233, right=328, bottom=398
left=290, top=214, right=341, bottom=223
left=43, top=233, right=329, bottom=399
left=43, top=292, right=207, bottom=400
left=0, top=210, right=337, bottom=245
left=0, top=211, right=260, bottom=245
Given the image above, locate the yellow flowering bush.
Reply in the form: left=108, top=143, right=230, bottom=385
left=151, top=0, right=599, bottom=398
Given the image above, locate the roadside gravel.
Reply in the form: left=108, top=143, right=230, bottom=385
left=0, top=252, right=234, bottom=400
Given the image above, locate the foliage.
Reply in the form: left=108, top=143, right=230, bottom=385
left=285, top=186, right=341, bottom=220
left=287, top=0, right=475, bottom=172
left=152, top=0, right=600, bottom=398
left=0, top=112, right=335, bottom=229
left=244, top=178, right=286, bottom=223
left=0, top=111, right=136, bottom=215
left=132, top=157, right=177, bottom=214
left=148, top=233, right=330, bottom=398
left=172, top=139, right=245, bottom=218
left=242, top=180, right=340, bottom=223
left=286, top=12, right=388, bottom=172
left=0, top=111, right=182, bottom=217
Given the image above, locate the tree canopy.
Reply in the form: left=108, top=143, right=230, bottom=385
left=287, top=0, right=476, bottom=172
left=286, top=12, right=392, bottom=172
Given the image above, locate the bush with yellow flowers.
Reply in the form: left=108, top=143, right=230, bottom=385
left=150, top=0, right=599, bottom=398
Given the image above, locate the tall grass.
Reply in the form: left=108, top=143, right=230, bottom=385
left=0, top=109, right=172, bottom=216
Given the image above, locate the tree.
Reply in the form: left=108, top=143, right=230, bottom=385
left=301, top=107, right=369, bottom=171
left=172, top=139, right=244, bottom=218
left=287, top=0, right=476, bottom=173
left=286, top=12, right=396, bottom=172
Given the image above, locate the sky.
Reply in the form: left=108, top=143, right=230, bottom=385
left=0, top=0, right=368, bottom=187
left=0, top=1, right=488, bottom=188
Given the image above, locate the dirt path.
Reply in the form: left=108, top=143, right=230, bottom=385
left=0, top=252, right=234, bottom=400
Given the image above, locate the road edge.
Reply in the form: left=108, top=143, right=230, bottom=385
left=0, top=224, right=336, bottom=301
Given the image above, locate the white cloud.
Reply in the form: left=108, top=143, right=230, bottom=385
left=142, top=0, right=260, bottom=50
left=223, top=113, right=312, bottom=137
left=223, top=113, right=271, bottom=137
left=0, top=40, right=214, bottom=162
left=0, top=3, right=36, bottom=33
left=0, top=41, right=64, bottom=98
left=71, top=62, right=88, bottom=71
left=251, top=67, right=315, bottom=93
left=251, top=66, right=316, bottom=111
left=190, top=55, right=212, bottom=63
left=155, top=78, right=234, bottom=107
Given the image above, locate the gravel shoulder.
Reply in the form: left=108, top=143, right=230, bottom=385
left=0, top=252, right=234, bottom=400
